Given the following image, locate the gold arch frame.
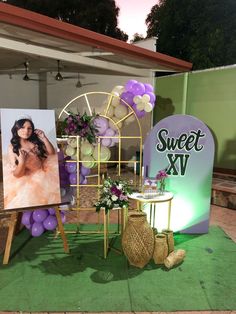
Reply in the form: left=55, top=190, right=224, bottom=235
left=58, top=91, right=143, bottom=211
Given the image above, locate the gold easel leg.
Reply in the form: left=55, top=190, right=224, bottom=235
left=3, top=212, right=18, bottom=265
left=55, top=207, right=69, bottom=253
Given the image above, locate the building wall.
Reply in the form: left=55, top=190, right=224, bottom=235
left=0, top=72, right=154, bottom=160
left=154, top=66, right=236, bottom=171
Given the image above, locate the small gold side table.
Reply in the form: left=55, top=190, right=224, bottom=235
left=103, top=206, right=128, bottom=258
left=128, top=192, right=174, bottom=229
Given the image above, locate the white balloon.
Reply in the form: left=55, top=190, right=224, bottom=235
left=65, top=146, right=75, bottom=157
left=109, top=119, right=118, bottom=131
left=111, top=116, right=123, bottom=129
left=124, top=114, right=136, bottom=124
left=67, top=138, right=77, bottom=148
left=142, top=94, right=151, bottom=102
left=71, top=152, right=78, bottom=160
left=112, top=85, right=125, bottom=95
left=81, top=142, right=94, bottom=156
left=111, top=95, right=120, bottom=107
left=106, top=106, right=114, bottom=118
left=133, top=95, right=142, bottom=105
left=114, top=105, right=128, bottom=119
left=137, top=101, right=145, bottom=111
left=144, top=102, right=153, bottom=112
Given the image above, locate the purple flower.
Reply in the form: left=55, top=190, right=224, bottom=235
left=111, top=185, right=121, bottom=197
left=156, top=169, right=168, bottom=181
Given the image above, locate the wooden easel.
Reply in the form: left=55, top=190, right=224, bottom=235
left=1, top=202, right=70, bottom=265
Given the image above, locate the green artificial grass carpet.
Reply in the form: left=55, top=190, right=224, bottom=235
left=0, top=225, right=236, bottom=312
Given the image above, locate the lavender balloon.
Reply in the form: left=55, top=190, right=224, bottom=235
left=31, top=222, right=45, bottom=237
left=125, top=79, right=137, bottom=91
left=144, top=83, right=154, bottom=93
left=43, top=215, right=58, bottom=231
left=145, top=91, right=156, bottom=104
left=120, top=91, right=134, bottom=106
left=65, top=162, right=77, bottom=173
left=94, top=116, right=109, bottom=135
left=32, top=209, right=49, bottom=223
left=22, top=211, right=33, bottom=226
left=48, top=208, right=56, bottom=215
left=101, top=138, right=112, bottom=147
left=80, top=165, right=91, bottom=176
left=130, top=82, right=145, bottom=96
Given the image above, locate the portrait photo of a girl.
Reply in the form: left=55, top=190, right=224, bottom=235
left=1, top=109, right=61, bottom=210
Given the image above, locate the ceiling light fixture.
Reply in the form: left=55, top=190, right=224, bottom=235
left=55, top=60, right=63, bottom=81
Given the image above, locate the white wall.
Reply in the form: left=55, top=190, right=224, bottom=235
left=0, top=74, right=39, bottom=109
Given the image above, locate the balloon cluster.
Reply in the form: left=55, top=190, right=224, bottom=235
left=58, top=148, right=91, bottom=201
left=64, top=122, right=116, bottom=168
left=117, top=80, right=156, bottom=119
left=21, top=208, right=66, bottom=237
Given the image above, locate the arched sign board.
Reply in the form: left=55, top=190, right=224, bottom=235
left=143, top=114, right=215, bottom=233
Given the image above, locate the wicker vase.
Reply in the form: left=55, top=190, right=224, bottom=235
left=162, top=229, right=174, bottom=254
left=122, top=212, right=154, bottom=268
left=153, top=233, right=168, bottom=265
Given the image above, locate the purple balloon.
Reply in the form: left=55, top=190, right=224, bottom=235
left=145, top=91, right=156, bottom=104
left=43, top=215, right=58, bottom=231
left=79, top=174, right=85, bottom=184
left=132, top=103, right=146, bottom=118
left=48, top=208, right=56, bottom=215
left=69, top=173, right=77, bottom=185
left=22, top=211, right=33, bottom=226
left=31, top=222, right=45, bottom=237
left=130, top=82, right=145, bottom=96
left=81, top=177, right=88, bottom=184
left=94, top=117, right=109, bottom=135
left=101, top=138, right=112, bottom=147
left=120, top=91, right=134, bottom=106
left=80, top=165, right=91, bottom=176
left=125, top=79, right=137, bottom=91
left=144, top=83, right=154, bottom=93
left=65, top=162, right=77, bottom=173
left=32, top=209, right=49, bottom=223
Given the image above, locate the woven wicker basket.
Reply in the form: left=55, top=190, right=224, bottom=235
left=153, top=233, right=168, bottom=265
left=122, top=212, right=154, bottom=268
left=162, top=229, right=174, bottom=254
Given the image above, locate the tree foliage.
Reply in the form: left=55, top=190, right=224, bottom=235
left=146, top=0, right=236, bottom=69
left=130, top=33, right=145, bottom=43
left=3, top=0, right=128, bottom=41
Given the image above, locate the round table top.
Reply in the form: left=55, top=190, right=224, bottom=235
left=129, top=191, right=174, bottom=203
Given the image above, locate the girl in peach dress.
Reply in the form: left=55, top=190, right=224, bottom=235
left=3, top=117, right=61, bottom=209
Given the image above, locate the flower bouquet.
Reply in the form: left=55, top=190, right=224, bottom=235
left=156, top=169, right=168, bottom=194
left=62, top=111, right=98, bottom=144
left=95, top=177, right=132, bottom=214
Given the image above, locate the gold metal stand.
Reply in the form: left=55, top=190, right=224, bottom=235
left=103, top=206, right=128, bottom=258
